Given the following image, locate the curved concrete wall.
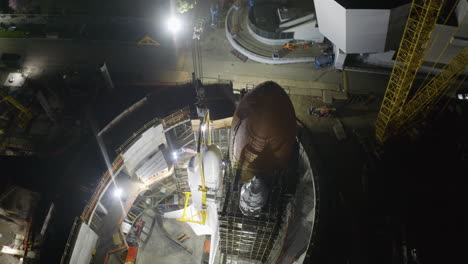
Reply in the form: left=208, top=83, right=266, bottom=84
left=282, top=20, right=325, bottom=43
left=247, top=23, right=293, bottom=46
left=226, top=7, right=314, bottom=64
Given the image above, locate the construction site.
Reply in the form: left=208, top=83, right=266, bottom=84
left=0, top=0, right=467, bottom=264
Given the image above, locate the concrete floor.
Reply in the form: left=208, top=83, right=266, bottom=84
left=137, top=216, right=205, bottom=264
left=93, top=172, right=143, bottom=264
left=181, top=26, right=391, bottom=96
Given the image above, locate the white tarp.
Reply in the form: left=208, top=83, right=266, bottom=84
left=122, top=124, right=167, bottom=174
left=135, top=151, right=168, bottom=180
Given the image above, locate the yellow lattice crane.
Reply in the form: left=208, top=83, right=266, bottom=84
left=375, top=0, right=446, bottom=144
left=0, top=90, right=33, bottom=128
left=396, top=47, right=468, bottom=132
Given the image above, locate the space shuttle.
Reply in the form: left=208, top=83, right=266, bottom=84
left=164, top=111, right=223, bottom=264
left=163, top=144, right=222, bottom=233
left=164, top=81, right=297, bottom=264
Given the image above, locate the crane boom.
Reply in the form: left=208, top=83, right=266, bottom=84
left=0, top=90, right=33, bottom=128
left=396, top=47, right=468, bottom=132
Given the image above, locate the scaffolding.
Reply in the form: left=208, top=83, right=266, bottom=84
left=219, top=166, right=290, bottom=263
left=160, top=107, right=195, bottom=196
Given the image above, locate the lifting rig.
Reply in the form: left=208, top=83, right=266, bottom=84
left=375, top=0, right=467, bottom=144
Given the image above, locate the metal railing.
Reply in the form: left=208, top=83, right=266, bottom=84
left=81, top=156, right=124, bottom=222
left=200, top=76, right=232, bottom=85
left=60, top=217, right=81, bottom=264
left=116, top=116, right=162, bottom=154
left=162, top=106, right=191, bottom=128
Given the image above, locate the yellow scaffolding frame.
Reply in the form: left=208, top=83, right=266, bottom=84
left=177, top=192, right=207, bottom=224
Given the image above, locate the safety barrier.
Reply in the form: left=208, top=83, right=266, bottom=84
left=162, top=106, right=191, bottom=128
left=116, top=116, right=162, bottom=154
left=60, top=217, right=81, bottom=264
left=81, top=156, right=124, bottom=222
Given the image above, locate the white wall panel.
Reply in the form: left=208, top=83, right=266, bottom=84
left=314, top=0, right=392, bottom=54
left=122, top=124, right=167, bottom=174
left=314, top=0, right=347, bottom=50
left=345, top=9, right=390, bottom=53
left=135, top=151, right=168, bottom=180
left=69, top=223, right=98, bottom=264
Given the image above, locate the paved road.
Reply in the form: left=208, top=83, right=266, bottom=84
left=0, top=29, right=391, bottom=97
left=182, top=28, right=391, bottom=95
left=0, top=37, right=187, bottom=79
left=0, top=13, right=168, bottom=26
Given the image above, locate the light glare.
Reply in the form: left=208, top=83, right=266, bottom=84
left=114, top=188, right=123, bottom=198
left=167, top=16, right=182, bottom=33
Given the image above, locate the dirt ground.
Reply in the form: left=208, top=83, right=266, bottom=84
left=289, top=89, right=467, bottom=264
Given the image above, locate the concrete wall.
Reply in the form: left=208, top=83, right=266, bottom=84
left=455, top=0, right=468, bottom=26
left=135, top=151, right=168, bottom=181
left=455, top=0, right=468, bottom=40
left=283, top=20, right=325, bottom=42
left=69, top=223, right=98, bottom=264
left=345, top=9, right=390, bottom=54
left=360, top=1, right=467, bottom=71
left=425, top=24, right=459, bottom=65
left=122, top=124, right=167, bottom=175
left=279, top=13, right=315, bottom=28
left=225, top=7, right=315, bottom=64
left=334, top=47, right=347, bottom=70
left=385, top=3, right=411, bottom=50
left=247, top=24, right=293, bottom=45
left=363, top=50, right=396, bottom=68
left=314, top=0, right=398, bottom=54
left=314, top=0, right=347, bottom=51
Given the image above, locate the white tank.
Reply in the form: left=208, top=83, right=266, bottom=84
left=187, top=144, right=222, bottom=211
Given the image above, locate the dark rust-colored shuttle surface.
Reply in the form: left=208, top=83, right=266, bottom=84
left=231, top=81, right=296, bottom=183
